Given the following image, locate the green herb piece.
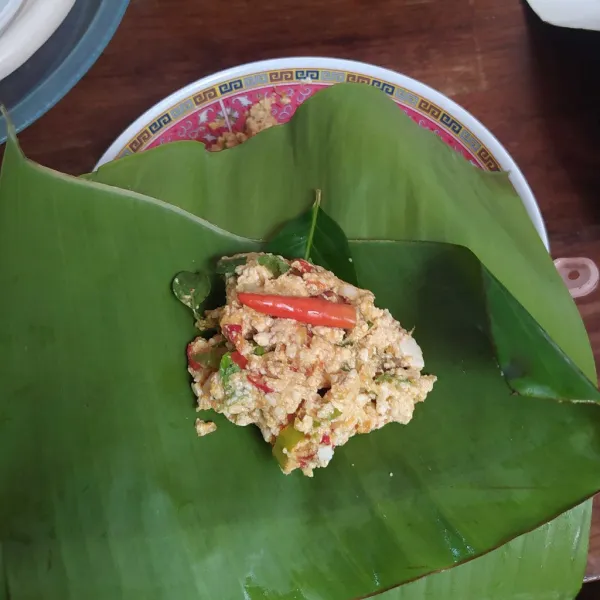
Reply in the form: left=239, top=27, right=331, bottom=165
left=197, top=314, right=219, bottom=328
left=172, top=271, right=211, bottom=319
left=216, top=256, right=247, bottom=275
left=375, top=373, right=395, bottom=383
left=340, top=364, right=351, bottom=372
left=272, top=425, right=305, bottom=468
left=257, top=254, right=290, bottom=277
left=328, top=408, right=342, bottom=420
left=253, top=345, right=267, bottom=356
left=367, top=321, right=374, bottom=329
left=219, top=352, right=241, bottom=393
left=316, top=408, right=342, bottom=426
left=266, top=190, right=358, bottom=285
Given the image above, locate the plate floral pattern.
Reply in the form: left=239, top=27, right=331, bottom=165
left=116, top=69, right=501, bottom=172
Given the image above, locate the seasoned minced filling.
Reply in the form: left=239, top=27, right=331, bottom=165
left=210, top=96, right=279, bottom=152
left=188, top=253, right=436, bottom=476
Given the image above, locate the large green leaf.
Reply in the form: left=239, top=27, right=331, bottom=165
left=380, top=501, right=591, bottom=600
left=87, top=84, right=598, bottom=598
left=1, top=116, right=600, bottom=600
left=88, top=84, right=594, bottom=384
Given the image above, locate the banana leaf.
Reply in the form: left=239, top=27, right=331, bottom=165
left=1, top=82, right=599, bottom=600
left=87, top=84, right=599, bottom=598
left=87, top=84, right=593, bottom=381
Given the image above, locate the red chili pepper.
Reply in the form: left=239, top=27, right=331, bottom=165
left=222, top=324, right=242, bottom=346
left=298, top=453, right=316, bottom=468
left=305, top=279, right=329, bottom=292
left=320, top=291, right=337, bottom=301
left=294, top=259, right=314, bottom=274
left=187, top=343, right=202, bottom=370
left=321, top=434, right=331, bottom=445
left=247, top=374, right=274, bottom=393
left=237, top=293, right=356, bottom=329
left=231, top=351, right=248, bottom=369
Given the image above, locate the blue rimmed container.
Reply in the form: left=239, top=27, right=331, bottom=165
left=0, top=0, right=129, bottom=143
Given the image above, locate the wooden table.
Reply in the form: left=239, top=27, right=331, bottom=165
left=13, top=0, right=600, bottom=581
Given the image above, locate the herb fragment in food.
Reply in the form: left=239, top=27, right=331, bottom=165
left=328, top=408, right=342, bottom=420
left=257, top=255, right=290, bottom=277
left=219, top=352, right=241, bottom=392
left=375, top=373, right=395, bottom=383
left=216, top=256, right=247, bottom=275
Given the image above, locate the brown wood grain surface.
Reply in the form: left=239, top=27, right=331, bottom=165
left=10, top=0, right=600, bottom=581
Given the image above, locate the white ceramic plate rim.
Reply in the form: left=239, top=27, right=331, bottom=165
left=0, top=0, right=75, bottom=82
left=97, top=56, right=549, bottom=251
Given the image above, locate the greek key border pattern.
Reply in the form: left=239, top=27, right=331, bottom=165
left=117, top=69, right=501, bottom=171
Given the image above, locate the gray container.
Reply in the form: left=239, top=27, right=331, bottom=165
left=0, top=0, right=129, bottom=143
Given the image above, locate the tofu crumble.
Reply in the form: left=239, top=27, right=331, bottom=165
left=210, top=96, right=278, bottom=152
left=187, top=252, right=436, bottom=476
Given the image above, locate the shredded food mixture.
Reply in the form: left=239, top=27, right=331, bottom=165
left=210, top=96, right=279, bottom=152
left=187, top=253, right=436, bottom=476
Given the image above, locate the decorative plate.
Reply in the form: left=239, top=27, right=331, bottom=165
left=98, top=57, right=549, bottom=250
